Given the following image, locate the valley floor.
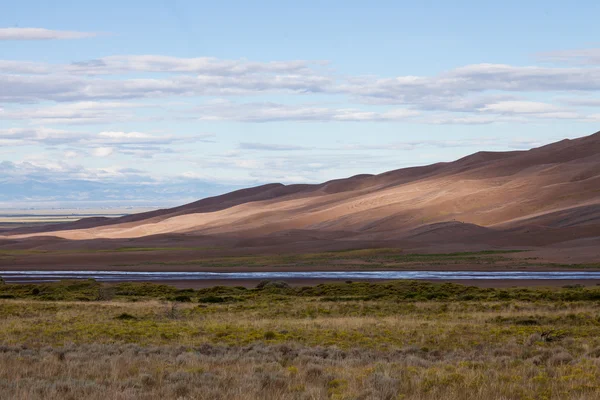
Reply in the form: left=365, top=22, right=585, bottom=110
left=2, top=280, right=600, bottom=399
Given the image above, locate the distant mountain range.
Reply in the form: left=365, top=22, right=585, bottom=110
left=0, top=178, right=243, bottom=208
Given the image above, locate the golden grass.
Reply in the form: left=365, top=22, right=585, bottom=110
left=2, top=295, right=600, bottom=399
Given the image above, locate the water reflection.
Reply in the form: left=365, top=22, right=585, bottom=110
left=2, top=270, right=600, bottom=283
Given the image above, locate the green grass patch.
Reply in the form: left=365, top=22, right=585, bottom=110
left=3, top=278, right=600, bottom=303
left=121, top=249, right=528, bottom=268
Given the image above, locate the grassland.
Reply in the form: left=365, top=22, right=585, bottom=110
left=111, top=249, right=530, bottom=268
left=2, top=279, right=600, bottom=399
left=2, top=246, right=598, bottom=271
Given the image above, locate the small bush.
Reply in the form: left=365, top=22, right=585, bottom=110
left=198, top=295, right=227, bottom=303
left=171, top=295, right=192, bottom=302
left=256, top=281, right=291, bottom=290
left=171, top=382, right=190, bottom=398
left=562, top=284, right=585, bottom=289
left=256, top=280, right=271, bottom=289
left=548, top=352, right=573, bottom=366
left=587, top=348, right=600, bottom=358
left=139, top=373, right=155, bottom=387
left=264, top=331, right=277, bottom=340
left=198, top=295, right=240, bottom=304
left=115, top=313, right=137, bottom=320
left=96, top=286, right=115, bottom=301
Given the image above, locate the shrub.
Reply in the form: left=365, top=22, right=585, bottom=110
left=264, top=331, right=277, bottom=340
left=198, top=295, right=228, bottom=303
left=256, top=280, right=271, bottom=289
left=586, top=348, right=600, bottom=358
left=305, top=365, right=324, bottom=380
left=548, top=352, right=573, bottom=366
left=139, top=373, right=155, bottom=387
left=96, top=286, right=115, bottom=301
left=562, top=284, right=585, bottom=289
left=115, top=313, right=137, bottom=320
left=256, top=281, right=291, bottom=290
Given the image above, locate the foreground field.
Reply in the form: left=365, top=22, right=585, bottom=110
left=2, top=280, right=600, bottom=399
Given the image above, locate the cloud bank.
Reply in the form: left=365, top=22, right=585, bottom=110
left=0, top=28, right=99, bottom=40
left=3, top=35, right=600, bottom=205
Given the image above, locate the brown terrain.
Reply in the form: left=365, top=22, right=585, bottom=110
left=1, top=131, right=599, bottom=284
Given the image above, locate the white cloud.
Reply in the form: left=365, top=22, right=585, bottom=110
left=0, top=60, right=52, bottom=74
left=0, top=72, right=333, bottom=103
left=0, top=159, right=242, bottom=207
left=478, top=101, right=578, bottom=118
left=67, top=55, right=322, bottom=75
left=0, top=56, right=323, bottom=76
left=0, top=28, right=99, bottom=40
left=558, top=97, right=600, bottom=107
left=341, top=63, right=600, bottom=107
left=0, top=127, right=81, bottom=146
left=0, top=101, right=138, bottom=125
left=239, top=139, right=520, bottom=153
left=4, top=48, right=600, bottom=206
left=92, top=147, right=114, bottom=157
left=194, top=101, right=419, bottom=122
left=4, top=55, right=600, bottom=112
left=0, top=127, right=214, bottom=158
left=98, top=131, right=153, bottom=139
left=537, top=48, right=600, bottom=65
left=239, top=143, right=312, bottom=151
left=63, top=150, right=79, bottom=159
left=189, top=99, right=596, bottom=124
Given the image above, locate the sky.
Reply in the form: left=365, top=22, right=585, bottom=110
left=2, top=0, right=600, bottom=208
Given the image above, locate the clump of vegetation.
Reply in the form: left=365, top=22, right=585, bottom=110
left=256, top=280, right=291, bottom=290
left=112, top=248, right=533, bottom=269
left=4, top=278, right=600, bottom=303
left=114, top=312, right=137, bottom=320
left=198, top=295, right=240, bottom=303
left=171, top=295, right=192, bottom=302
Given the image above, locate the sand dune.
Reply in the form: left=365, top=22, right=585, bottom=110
left=2, top=131, right=600, bottom=260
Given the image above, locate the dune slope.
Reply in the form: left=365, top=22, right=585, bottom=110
left=3, top=131, right=600, bottom=254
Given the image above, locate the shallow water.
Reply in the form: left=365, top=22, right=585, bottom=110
left=2, top=270, right=600, bottom=283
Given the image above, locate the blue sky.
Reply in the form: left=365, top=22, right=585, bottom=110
left=2, top=0, right=600, bottom=207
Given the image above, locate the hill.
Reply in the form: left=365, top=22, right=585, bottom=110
left=2, top=131, right=600, bottom=263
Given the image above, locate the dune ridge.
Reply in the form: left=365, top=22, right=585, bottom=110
left=2, top=131, right=600, bottom=260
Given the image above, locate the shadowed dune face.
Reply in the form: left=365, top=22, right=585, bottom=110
left=2, top=132, right=600, bottom=257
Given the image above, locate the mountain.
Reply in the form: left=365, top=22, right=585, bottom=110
left=2, top=131, right=600, bottom=260
left=0, top=177, right=243, bottom=208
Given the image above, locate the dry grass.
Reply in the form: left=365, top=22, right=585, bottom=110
left=2, top=293, right=600, bottom=399
left=3, top=340, right=599, bottom=400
